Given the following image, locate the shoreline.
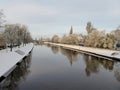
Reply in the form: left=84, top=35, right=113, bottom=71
left=0, top=43, right=34, bottom=83
left=44, top=42, right=120, bottom=61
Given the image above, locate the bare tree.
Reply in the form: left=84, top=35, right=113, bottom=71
left=21, top=25, right=32, bottom=46
left=0, top=10, right=6, bottom=49
left=4, top=24, right=18, bottom=51
left=0, top=32, right=6, bottom=49
left=25, top=31, right=33, bottom=44
left=86, top=22, right=93, bottom=34
left=13, top=24, right=23, bottom=48
left=0, top=9, right=5, bottom=30
left=4, top=24, right=32, bottom=51
left=86, top=22, right=97, bottom=34
left=22, top=25, right=27, bottom=46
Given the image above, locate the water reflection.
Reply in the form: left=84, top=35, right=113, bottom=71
left=0, top=53, right=32, bottom=90
left=44, top=43, right=51, bottom=48
left=51, top=46, right=59, bottom=54
left=54, top=46, right=115, bottom=76
left=60, top=48, right=78, bottom=65
left=52, top=46, right=115, bottom=74
left=100, top=59, right=114, bottom=70
left=2, top=45, right=120, bottom=90
left=114, top=64, right=120, bottom=81
left=57, top=46, right=120, bottom=83
left=83, top=55, right=100, bottom=76
left=50, top=46, right=120, bottom=82
left=83, top=54, right=114, bottom=76
left=48, top=45, right=79, bottom=65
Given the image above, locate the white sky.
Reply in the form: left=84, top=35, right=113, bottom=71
left=0, top=0, right=120, bottom=38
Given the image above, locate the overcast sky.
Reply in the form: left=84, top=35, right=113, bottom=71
left=0, top=0, right=120, bottom=38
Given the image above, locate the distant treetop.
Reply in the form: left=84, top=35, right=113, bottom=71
left=69, top=26, right=73, bottom=34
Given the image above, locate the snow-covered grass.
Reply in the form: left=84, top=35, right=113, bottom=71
left=44, top=42, right=120, bottom=60
left=0, top=43, right=34, bottom=79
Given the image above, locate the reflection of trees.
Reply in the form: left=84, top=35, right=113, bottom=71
left=39, top=41, right=44, bottom=46
left=83, top=54, right=114, bottom=76
left=0, top=53, right=32, bottom=90
left=51, top=46, right=59, bottom=54
left=83, top=55, right=100, bottom=76
left=114, top=64, right=120, bottom=82
left=44, top=43, right=51, bottom=48
left=60, top=48, right=78, bottom=65
left=99, top=59, right=114, bottom=70
left=44, top=44, right=59, bottom=54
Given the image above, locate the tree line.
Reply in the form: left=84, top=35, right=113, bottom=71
left=42, top=22, right=120, bottom=50
left=0, top=10, right=33, bottom=51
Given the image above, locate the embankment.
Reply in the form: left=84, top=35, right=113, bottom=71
left=0, top=43, right=34, bottom=83
left=44, top=42, right=120, bottom=61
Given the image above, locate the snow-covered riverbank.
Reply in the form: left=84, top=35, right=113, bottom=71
left=0, top=43, right=34, bottom=82
left=44, top=42, right=120, bottom=60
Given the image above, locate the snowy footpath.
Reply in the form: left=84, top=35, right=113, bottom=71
left=0, top=43, right=34, bottom=82
left=44, top=42, right=120, bottom=60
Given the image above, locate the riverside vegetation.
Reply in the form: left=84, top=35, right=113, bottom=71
left=0, top=10, right=33, bottom=51
left=42, top=22, right=120, bottom=50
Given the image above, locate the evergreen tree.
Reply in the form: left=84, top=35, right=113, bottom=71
left=69, top=26, right=73, bottom=34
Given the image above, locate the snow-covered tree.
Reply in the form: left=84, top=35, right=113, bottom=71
left=102, top=34, right=115, bottom=49
left=4, top=24, right=32, bottom=51
left=0, top=32, right=6, bottom=49
left=25, top=31, right=33, bottom=44
left=51, top=35, right=59, bottom=43
left=0, top=9, right=5, bottom=30
left=85, top=30, right=103, bottom=47
left=85, top=29, right=115, bottom=49
left=61, top=34, right=79, bottom=45
left=4, top=24, right=18, bottom=51
left=21, top=25, right=32, bottom=46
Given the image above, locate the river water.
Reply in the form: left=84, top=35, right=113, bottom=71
left=1, top=45, right=120, bottom=90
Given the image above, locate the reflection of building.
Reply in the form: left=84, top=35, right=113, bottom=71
left=60, top=48, right=78, bottom=65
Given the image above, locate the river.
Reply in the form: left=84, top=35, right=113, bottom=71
left=1, top=45, right=120, bottom=90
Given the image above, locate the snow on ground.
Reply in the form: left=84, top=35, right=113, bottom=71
left=0, top=43, right=34, bottom=79
left=45, top=42, right=120, bottom=60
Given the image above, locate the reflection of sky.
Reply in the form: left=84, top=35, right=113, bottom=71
left=30, top=45, right=83, bottom=76
left=17, top=45, right=120, bottom=90
left=0, top=0, right=120, bottom=38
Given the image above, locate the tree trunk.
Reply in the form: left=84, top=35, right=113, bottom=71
left=10, top=42, right=13, bottom=52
